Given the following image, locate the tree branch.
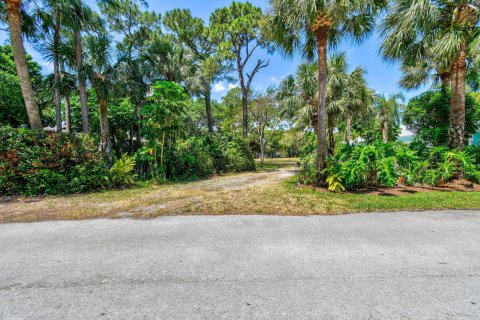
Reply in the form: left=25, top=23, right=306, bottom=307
left=246, top=59, right=270, bottom=91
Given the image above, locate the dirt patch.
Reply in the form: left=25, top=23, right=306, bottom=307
left=305, top=179, right=480, bottom=196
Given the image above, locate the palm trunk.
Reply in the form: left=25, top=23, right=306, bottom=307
left=382, top=120, right=388, bottom=143
left=449, top=41, right=467, bottom=150
left=75, top=30, right=89, bottom=133
left=439, top=72, right=451, bottom=91
left=327, top=111, right=335, bottom=156
left=53, top=17, right=62, bottom=132
left=5, top=0, right=43, bottom=130
left=60, top=61, right=72, bottom=133
left=314, top=26, right=329, bottom=186
left=97, top=95, right=111, bottom=155
left=345, top=111, right=351, bottom=144
left=205, top=89, right=214, bottom=133
left=380, top=106, right=388, bottom=143
left=64, top=94, right=72, bottom=133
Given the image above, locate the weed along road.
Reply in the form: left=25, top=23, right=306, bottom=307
left=1, top=211, right=480, bottom=319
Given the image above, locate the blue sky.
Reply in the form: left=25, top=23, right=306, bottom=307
left=0, top=0, right=424, bottom=134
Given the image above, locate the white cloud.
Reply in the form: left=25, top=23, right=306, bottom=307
left=212, top=82, right=226, bottom=93
left=212, top=82, right=238, bottom=93
left=270, top=76, right=279, bottom=83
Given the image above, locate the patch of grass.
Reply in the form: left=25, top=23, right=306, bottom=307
left=255, top=157, right=299, bottom=172
left=1, top=158, right=479, bottom=223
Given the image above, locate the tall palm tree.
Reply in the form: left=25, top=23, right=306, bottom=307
left=3, top=0, right=43, bottom=130
left=82, top=33, right=115, bottom=154
left=375, top=93, right=404, bottom=143
left=266, top=0, right=386, bottom=185
left=380, top=0, right=480, bottom=149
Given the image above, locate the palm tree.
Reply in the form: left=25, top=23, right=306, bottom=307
left=277, top=63, right=318, bottom=132
left=375, top=93, right=404, bottom=143
left=380, top=0, right=480, bottom=149
left=3, top=0, right=43, bottom=130
left=266, top=0, right=386, bottom=185
left=35, top=0, right=74, bottom=132
left=341, top=66, right=373, bottom=145
left=82, top=33, right=115, bottom=154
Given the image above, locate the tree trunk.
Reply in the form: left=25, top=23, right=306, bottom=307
left=205, top=89, right=214, bottom=133
left=345, top=111, right=351, bottom=144
left=241, top=89, right=249, bottom=138
left=60, top=61, right=72, bottom=133
left=5, top=0, right=43, bottom=130
left=259, top=130, right=265, bottom=164
left=97, top=95, right=111, bottom=155
left=135, top=108, right=142, bottom=148
left=381, top=107, right=389, bottom=143
left=237, top=59, right=249, bottom=138
left=327, top=111, right=335, bottom=156
left=64, top=94, right=72, bottom=133
left=53, top=17, right=62, bottom=132
left=75, top=30, right=89, bottom=133
left=449, top=41, right=467, bottom=150
left=314, top=27, right=329, bottom=186
left=439, top=72, right=451, bottom=91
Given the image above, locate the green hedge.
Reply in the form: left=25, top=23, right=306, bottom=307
left=0, top=127, right=111, bottom=195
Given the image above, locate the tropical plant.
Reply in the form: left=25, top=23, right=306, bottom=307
left=110, top=153, right=136, bottom=185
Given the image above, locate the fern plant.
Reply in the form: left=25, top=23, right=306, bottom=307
left=110, top=153, right=136, bottom=186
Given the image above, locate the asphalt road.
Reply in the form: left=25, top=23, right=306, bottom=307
left=1, top=211, right=480, bottom=319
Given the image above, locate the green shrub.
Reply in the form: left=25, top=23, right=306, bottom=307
left=0, top=127, right=111, bottom=195
left=171, top=137, right=215, bottom=180
left=224, top=138, right=256, bottom=173
left=110, top=154, right=136, bottom=186
left=300, top=141, right=480, bottom=192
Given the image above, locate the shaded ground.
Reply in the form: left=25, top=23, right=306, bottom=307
left=1, top=212, right=480, bottom=319
left=1, top=158, right=480, bottom=223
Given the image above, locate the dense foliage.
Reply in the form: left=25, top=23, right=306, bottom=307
left=404, top=90, right=480, bottom=147
left=300, top=141, right=480, bottom=192
left=0, top=127, right=111, bottom=195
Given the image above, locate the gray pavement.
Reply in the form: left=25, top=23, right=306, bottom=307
left=1, top=211, right=480, bottom=319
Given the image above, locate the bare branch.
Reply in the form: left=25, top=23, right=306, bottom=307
left=246, top=59, right=270, bottom=91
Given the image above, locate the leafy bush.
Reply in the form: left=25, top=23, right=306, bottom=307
left=403, top=90, right=480, bottom=146
left=300, top=141, right=480, bottom=192
left=171, top=137, right=215, bottom=180
left=224, top=138, right=256, bottom=173
left=110, top=154, right=136, bottom=186
left=0, top=127, right=111, bottom=195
